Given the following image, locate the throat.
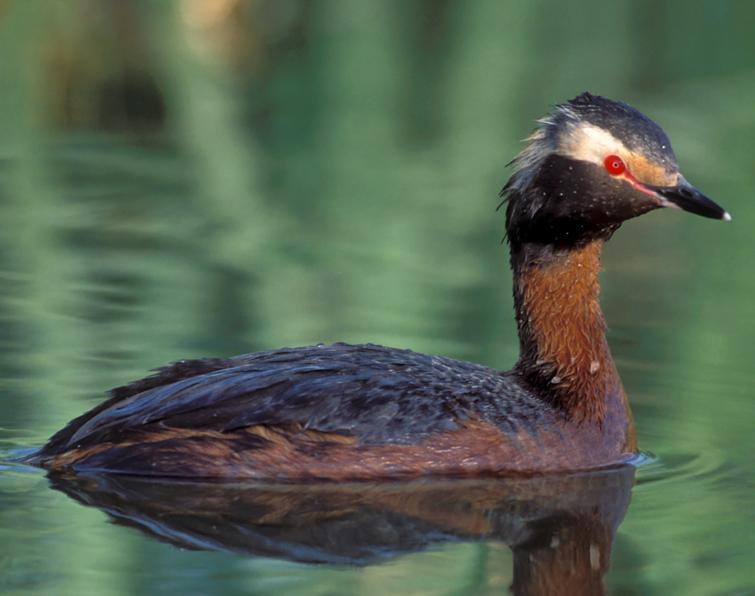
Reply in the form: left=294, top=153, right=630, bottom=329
left=511, top=240, right=621, bottom=422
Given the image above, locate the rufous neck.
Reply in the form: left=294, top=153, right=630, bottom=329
left=511, top=240, right=621, bottom=422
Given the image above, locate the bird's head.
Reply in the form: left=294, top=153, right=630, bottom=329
left=502, top=92, right=730, bottom=249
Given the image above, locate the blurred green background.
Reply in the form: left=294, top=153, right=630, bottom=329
left=0, top=1, right=753, bottom=594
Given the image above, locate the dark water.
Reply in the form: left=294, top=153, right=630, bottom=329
left=1, top=2, right=754, bottom=594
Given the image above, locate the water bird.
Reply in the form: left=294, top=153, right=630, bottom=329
left=27, top=93, right=730, bottom=480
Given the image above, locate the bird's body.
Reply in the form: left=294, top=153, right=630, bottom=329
left=28, top=93, right=728, bottom=480
left=32, top=343, right=633, bottom=479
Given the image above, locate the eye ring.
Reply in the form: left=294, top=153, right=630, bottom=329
left=604, top=155, right=626, bottom=176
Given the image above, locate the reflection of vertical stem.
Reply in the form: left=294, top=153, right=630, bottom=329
left=146, top=4, right=277, bottom=353
left=440, top=1, right=534, bottom=366
left=0, top=5, right=133, bottom=594
left=0, top=2, right=85, bottom=426
left=306, top=2, right=407, bottom=343
left=154, top=4, right=272, bottom=256
left=465, top=543, right=493, bottom=593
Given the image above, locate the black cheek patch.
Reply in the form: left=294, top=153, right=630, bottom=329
left=506, top=155, right=660, bottom=248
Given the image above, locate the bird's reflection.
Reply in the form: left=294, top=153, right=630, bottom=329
left=48, top=465, right=634, bottom=595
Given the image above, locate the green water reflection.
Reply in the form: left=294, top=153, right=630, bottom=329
left=0, top=1, right=753, bottom=594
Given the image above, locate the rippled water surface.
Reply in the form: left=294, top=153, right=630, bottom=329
left=1, top=2, right=754, bottom=595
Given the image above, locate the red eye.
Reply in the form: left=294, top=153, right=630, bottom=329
left=604, top=155, right=626, bottom=176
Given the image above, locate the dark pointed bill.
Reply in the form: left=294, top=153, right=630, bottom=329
left=646, top=178, right=731, bottom=221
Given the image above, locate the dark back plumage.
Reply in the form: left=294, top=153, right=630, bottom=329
left=37, top=343, right=554, bottom=460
